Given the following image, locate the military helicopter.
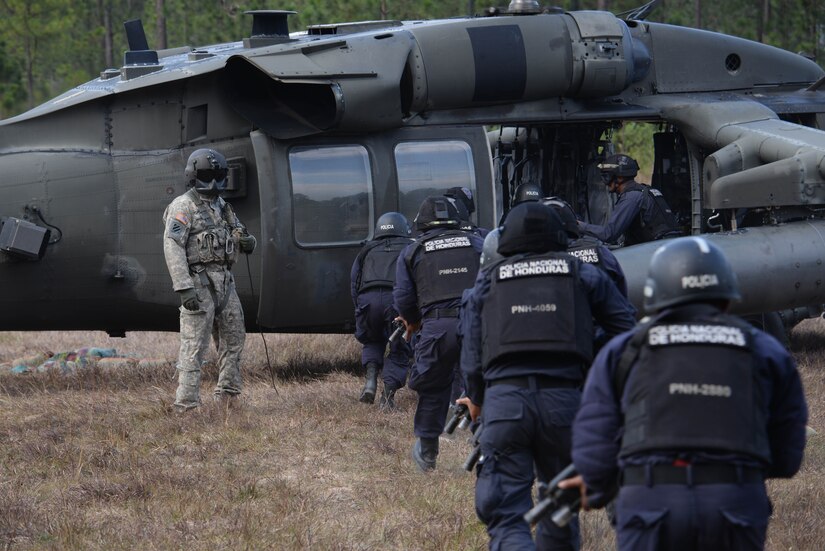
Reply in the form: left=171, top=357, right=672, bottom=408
left=1, top=1, right=824, bottom=336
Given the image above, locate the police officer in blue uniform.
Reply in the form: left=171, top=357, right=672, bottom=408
left=350, top=212, right=414, bottom=408
left=563, top=237, right=808, bottom=551
left=543, top=197, right=628, bottom=298
left=579, top=154, right=681, bottom=246
left=499, top=182, right=543, bottom=226
left=458, top=203, right=636, bottom=550
left=394, top=196, right=484, bottom=471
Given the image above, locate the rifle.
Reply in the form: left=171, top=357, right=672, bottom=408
left=462, top=421, right=484, bottom=472
left=523, top=463, right=580, bottom=527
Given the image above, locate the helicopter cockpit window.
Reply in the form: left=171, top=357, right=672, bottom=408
left=289, top=145, right=373, bottom=247
left=395, top=141, right=476, bottom=224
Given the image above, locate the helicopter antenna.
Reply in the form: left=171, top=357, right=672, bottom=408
left=616, top=0, right=661, bottom=21
left=123, top=19, right=150, bottom=51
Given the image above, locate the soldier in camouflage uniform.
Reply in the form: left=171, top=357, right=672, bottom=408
left=162, top=148, right=256, bottom=410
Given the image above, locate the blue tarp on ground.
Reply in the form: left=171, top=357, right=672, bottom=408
left=10, top=347, right=119, bottom=374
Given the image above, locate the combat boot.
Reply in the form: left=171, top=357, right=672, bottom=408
left=412, top=437, right=439, bottom=472
left=379, top=386, right=397, bottom=411
left=359, top=362, right=379, bottom=404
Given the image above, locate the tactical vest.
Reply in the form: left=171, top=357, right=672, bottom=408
left=481, top=252, right=594, bottom=368
left=619, top=313, right=771, bottom=463
left=406, top=229, right=480, bottom=308
left=183, top=190, right=240, bottom=269
left=623, top=182, right=681, bottom=246
left=357, top=236, right=412, bottom=292
left=568, top=235, right=605, bottom=272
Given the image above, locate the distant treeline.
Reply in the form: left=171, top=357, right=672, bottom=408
left=0, top=0, right=822, bottom=118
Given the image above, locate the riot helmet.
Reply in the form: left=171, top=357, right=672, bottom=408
left=643, top=236, right=741, bottom=314
left=543, top=197, right=580, bottom=238
left=445, top=186, right=476, bottom=215
left=414, top=196, right=461, bottom=231
left=512, top=182, right=542, bottom=205
left=185, top=148, right=228, bottom=196
left=446, top=197, right=471, bottom=225
left=598, top=153, right=639, bottom=185
left=374, top=212, right=412, bottom=238
left=480, top=227, right=503, bottom=269
left=498, top=202, right=568, bottom=256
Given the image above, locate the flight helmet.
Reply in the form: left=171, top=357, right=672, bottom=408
left=498, top=202, right=568, bottom=255
left=480, top=227, right=503, bottom=269
left=414, top=196, right=461, bottom=231
left=374, top=212, right=412, bottom=238
left=185, top=148, right=228, bottom=196
left=597, top=153, right=639, bottom=184
left=542, top=197, right=580, bottom=238
left=643, top=236, right=741, bottom=314
left=512, top=182, right=542, bottom=205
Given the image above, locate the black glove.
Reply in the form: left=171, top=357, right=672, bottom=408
left=177, top=288, right=200, bottom=311
left=239, top=234, right=257, bottom=253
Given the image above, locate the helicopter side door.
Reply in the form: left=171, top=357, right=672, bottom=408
left=251, top=125, right=493, bottom=332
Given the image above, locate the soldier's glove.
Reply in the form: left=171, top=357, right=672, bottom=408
left=239, top=234, right=257, bottom=254
left=177, top=288, right=200, bottom=311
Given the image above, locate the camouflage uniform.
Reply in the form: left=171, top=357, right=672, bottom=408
left=163, top=188, right=248, bottom=409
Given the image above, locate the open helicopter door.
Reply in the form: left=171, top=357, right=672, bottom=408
left=251, top=125, right=494, bottom=333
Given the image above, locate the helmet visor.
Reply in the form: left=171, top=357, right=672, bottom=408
left=196, top=167, right=228, bottom=183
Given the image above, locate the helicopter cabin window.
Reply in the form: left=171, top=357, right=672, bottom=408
left=289, top=145, right=373, bottom=246
left=395, top=141, right=476, bottom=224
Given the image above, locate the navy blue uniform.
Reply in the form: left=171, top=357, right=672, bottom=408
left=461, top=256, right=636, bottom=551
left=394, top=228, right=484, bottom=439
left=351, top=238, right=412, bottom=391
left=573, top=303, right=808, bottom=551
left=580, top=181, right=680, bottom=246
left=567, top=235, right=628, bottom=298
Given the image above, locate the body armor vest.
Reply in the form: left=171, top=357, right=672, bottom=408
left=568, top=235, right=605, bottom=271
left=481, top=252, right=594, bottom=368
left=620, top=314, right=771, bottom=463
left=357, top=236, right=411, bottom=292
left=623, top=182, right=680, bottom=246
left=184, top=190, right=239, bottom=269
left=407, top=229, right=480, bottom=308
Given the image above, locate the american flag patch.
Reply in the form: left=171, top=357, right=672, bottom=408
left=174, top=212, right=189, bottom=225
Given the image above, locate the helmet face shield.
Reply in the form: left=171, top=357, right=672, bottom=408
left=195, top=167, right=228, bottom=184
left=185, top=148, right=229, bottom=196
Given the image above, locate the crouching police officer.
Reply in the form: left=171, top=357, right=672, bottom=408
left=459, top=203, right=636, bottom=550
left=162, top=148, right=256, bottom=410
left=562, top=237, right=808, bottom=551
left=350, top=212, right=414, bottom=408
left=579, top=153, right=681, bottom=246
left=394, top=196, right=484, bottom=471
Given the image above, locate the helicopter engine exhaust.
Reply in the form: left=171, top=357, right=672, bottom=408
left=222, top=11, right=650, bottom=138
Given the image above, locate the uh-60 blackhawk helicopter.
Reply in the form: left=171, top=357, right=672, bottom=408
left=1, top=1, right=824, bottom=336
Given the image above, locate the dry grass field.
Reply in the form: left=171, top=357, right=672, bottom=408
left=0, top=319, right=823, bottom=550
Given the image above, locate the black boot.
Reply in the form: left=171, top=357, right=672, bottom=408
left=412, top=437, right=439, bottom=472
left=379, top=385, right=397, bottom=411
left=359, top=362, right=379, bottom=404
